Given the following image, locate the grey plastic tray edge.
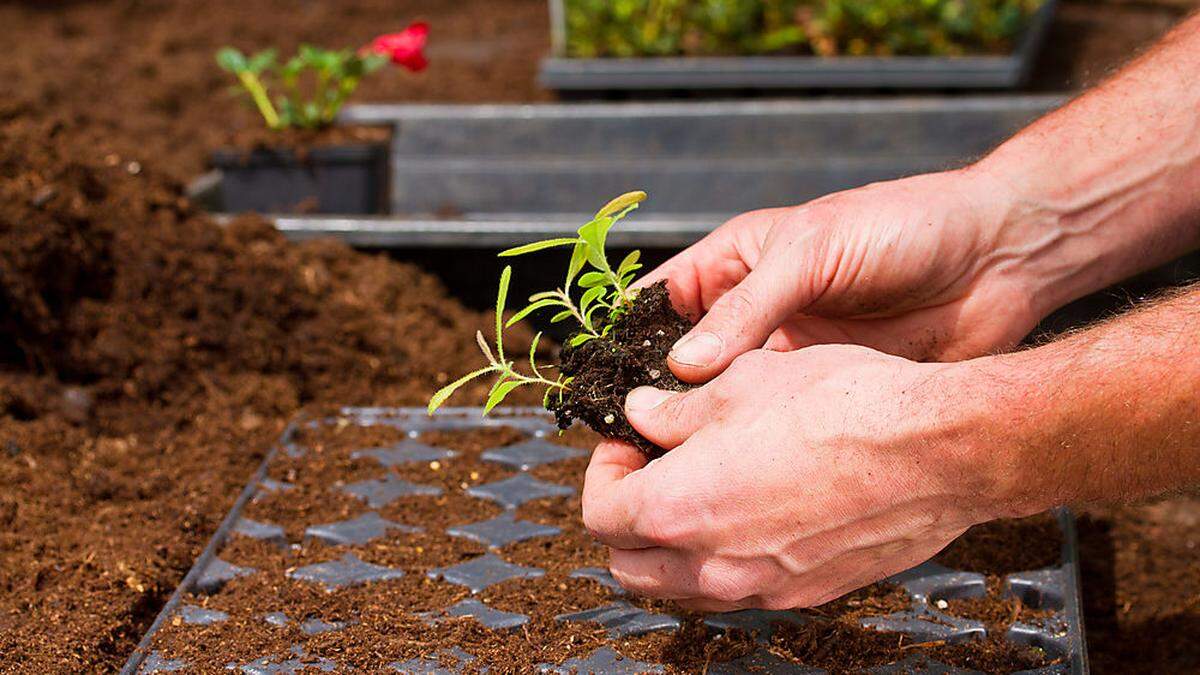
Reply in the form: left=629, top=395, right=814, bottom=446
left=122, top=406, right=1087, bottom=673
left=1058, top=509, right=1091, bottom=675
left=539, top=0, right=1058, bottom=90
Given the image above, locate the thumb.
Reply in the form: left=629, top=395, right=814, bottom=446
left=624, top=385, right=712, bottom=451
left=668, top=265, right=803, bottom=383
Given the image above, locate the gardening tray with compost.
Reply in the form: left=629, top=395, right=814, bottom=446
left=127, top=408, right=1085, bottom=674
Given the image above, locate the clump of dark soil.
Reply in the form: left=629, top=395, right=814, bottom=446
left=548, top=281, right=693, bottom=457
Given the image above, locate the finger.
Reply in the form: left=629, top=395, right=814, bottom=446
left=764, top=309, right=961, bottom=362
left=633, top=208, right=775, bottom=322
left=675, top=597, right=749, bottom=613
left=609, top=547, right=696, bottom=599
left=582, top=440, right=655, bottom=549
left=668, top=263, right=805, bottom=383
left=624, top=385, right=713, bottom=451
left=611, top=548, right=776, bottom=604
left=632, top=242, right=740, bottom=322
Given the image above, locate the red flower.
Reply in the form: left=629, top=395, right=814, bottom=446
left=366, top=23, right=429, bottom=72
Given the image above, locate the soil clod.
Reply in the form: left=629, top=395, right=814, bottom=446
left=549, top=281, right=693, bottom=457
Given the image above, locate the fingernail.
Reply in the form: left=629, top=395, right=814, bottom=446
left=626, top=386, right=672, bottom=411
left=669, top=332, right=723, bottom=367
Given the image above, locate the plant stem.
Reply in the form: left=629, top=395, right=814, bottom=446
left=237, top=71, right=282, bottom=129
left=555, top=289, right=602, bottom=336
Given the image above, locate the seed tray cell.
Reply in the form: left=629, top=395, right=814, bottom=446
left=123, top=408, right=1087, bottom=674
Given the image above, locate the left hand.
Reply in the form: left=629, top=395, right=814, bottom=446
left=582, top=344, right=1026, bottom=611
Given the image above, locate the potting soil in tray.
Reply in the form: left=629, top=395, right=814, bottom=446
left=126, top=408, right=1086, bottom=674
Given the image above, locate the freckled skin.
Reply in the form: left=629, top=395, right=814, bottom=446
left=582, top=15, right=1200, bottom=609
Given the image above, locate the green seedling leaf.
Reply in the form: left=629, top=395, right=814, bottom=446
left=595, top=190, right=647, bottom=218
left=566, top=242, right=588, bottom=287
left=247, top=48, right=277, bottom=74
left=428, top=366, right=496, bottom=415
left=495, top=266, right=511, bottom=357
left=506, top=298, right=559, bottom=327
left=609, top=202, right=640, bottom=224
left=529, top=331, right=543, bottom=375
left=580, top=285, right=606, bottom=315
left=577, top=219, right=611, bottom=270
left=578, top=271, right=607, bottom=288
left=551, top=310, right=573, bottom=324
left=362, top=53, right=389, bottom=73
left=498, top=238, right=579, bottom=257
left=485, top=379, right=524, bottom=414
left=585, top=303, right=606, bottom=329
left=475, top=330, right=497, bottom=365
left=568, top=333, right=597, bottom=347
left=216, top=47, right=249, bottom=73
left=617, top=250, right=641, bottom=278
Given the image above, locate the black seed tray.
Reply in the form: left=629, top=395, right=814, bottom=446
left=122, top=407, right=1088, bottom=674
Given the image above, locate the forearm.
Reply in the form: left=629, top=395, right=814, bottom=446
left=969, top=14, right=1200, bottom=319
left=961, top=286, right=1200, bottom=516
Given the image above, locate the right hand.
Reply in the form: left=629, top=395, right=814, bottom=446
left=642, top=167, right=1048, bottom=382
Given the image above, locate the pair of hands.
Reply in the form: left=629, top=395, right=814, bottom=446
left=582, top=167, right=1050, bottom=611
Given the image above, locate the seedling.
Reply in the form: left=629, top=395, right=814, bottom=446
left=216, top=23, right=427, bottom=130
left=427, top=190, right=647, bottom=415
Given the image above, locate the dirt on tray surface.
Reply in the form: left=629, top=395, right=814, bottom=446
left=0, top=116, right=541, bottom=671
left=549, top=281, right=693, bottom=458
left=145, top=423, right=1057, bottom=674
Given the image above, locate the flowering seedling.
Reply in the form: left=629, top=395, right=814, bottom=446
left=499, top=190, right=646, bottom=348
left=427, top=190, right=648, bottom=415
left=216, top=23, right=427, bottom=130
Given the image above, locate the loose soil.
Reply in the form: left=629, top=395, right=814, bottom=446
left=0, top=117, right=541, bottom=671
left=0, top=1, right=1192, bottom=184
left=550, top=282, right=693, bottom=458
left=0, top=0, right=1198, bottom=671
left=145, top=422, right=1058, bottom=673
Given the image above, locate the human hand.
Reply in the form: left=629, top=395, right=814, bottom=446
left=642, top=168, right=1047, bottom=382
left=582, top=345, right=1033, bottom=611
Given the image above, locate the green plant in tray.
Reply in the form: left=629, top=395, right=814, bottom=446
left=563, top=0, right=1045, bottom=59
left=427, top=190, right=647, bottom=415
left=216, top=23, right=427, bottom=130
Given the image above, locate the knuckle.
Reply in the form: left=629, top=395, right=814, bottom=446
left=659, top=394, right=697, bottom=428
left=715, top=285, right=759, bottom=325
left=723, top=349, right=773, bottom=381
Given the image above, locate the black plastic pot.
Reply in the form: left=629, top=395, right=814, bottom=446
left=540, top=0, right=1057, bottom=91
left=209, top=143, right=389, bottom=214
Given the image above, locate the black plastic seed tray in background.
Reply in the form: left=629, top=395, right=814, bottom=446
left=122, top=407, right=1088, bottom=674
